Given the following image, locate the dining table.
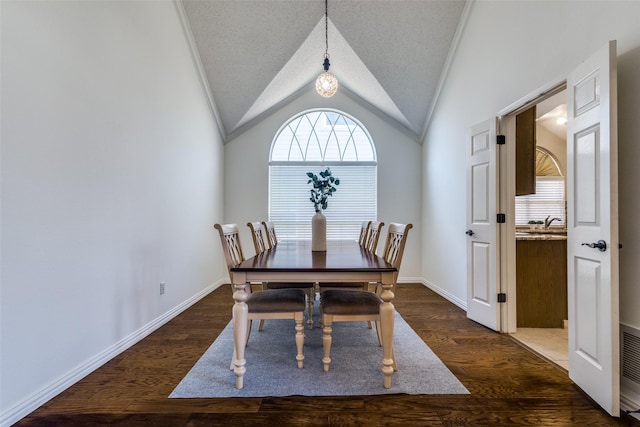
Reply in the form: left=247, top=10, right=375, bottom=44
left=228, top=239, right=398, bottom=389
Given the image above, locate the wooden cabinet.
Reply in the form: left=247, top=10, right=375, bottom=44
left=516, top=239, right=567, bottom=327
left=516, top=106, right=536, bottom=195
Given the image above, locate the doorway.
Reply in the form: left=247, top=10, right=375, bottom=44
left=499, top=82, right=569, bottom=372
left=500, top=87, right=570, bottom=371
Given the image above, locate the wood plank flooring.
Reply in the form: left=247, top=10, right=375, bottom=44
left=16, top=284, right=640, bottom=426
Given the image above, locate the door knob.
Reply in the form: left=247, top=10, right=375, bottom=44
left=465, top=229, right=475, bottom=236
left=581, top=240, right=607, bottom=252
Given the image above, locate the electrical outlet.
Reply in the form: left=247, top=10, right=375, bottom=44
left=160, top=282, right=165, bottom=295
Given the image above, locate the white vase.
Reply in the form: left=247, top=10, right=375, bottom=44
left=312, top=211, right=327, bottom=252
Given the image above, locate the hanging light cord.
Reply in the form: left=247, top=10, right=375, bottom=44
left=324, top=0, right=329, bottom=57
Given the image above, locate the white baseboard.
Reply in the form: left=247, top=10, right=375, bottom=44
left=396, top=276, right=423, bottom=284
left=419, top=279, right=467, bottom=311
left=622, top=386, right=640, bottom=418
left=0, top=279, right=226, bottom=427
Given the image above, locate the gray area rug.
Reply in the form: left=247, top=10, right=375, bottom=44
left=170, top=300, right=469, bottom=398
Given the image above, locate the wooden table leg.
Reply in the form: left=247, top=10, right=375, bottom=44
left=379, top=280, right=395, bottom=389
left=231, top=279, right=249, bottom=389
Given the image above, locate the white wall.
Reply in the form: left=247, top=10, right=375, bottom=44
left=0, top=1, right=225, bottom=422
left=224, top=89, right=422, bottom=281
left=422, top=1, right=640, bottom=328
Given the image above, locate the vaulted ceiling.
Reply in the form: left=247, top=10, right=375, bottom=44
left=180, top=0, right=468, bottom=143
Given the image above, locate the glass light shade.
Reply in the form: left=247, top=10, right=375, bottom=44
left=315, top=71, right=338, bottom=98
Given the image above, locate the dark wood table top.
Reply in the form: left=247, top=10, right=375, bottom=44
left=231, top=240, right=396, bottom=273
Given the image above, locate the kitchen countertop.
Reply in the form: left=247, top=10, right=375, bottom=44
left=516, top=230, right=567, bottom=241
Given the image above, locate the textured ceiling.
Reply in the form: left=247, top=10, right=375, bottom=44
left=180, top=0, right=468, bottom=142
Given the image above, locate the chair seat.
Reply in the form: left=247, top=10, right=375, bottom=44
left=248, top=289, right=306, bottom=313
left=321, top=289, right=382, bottom=315
left=265, top=282, right=315, bottom=289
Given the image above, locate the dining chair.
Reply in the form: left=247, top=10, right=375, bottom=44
left=358, top=220, right=372, bottom=246
left=262, top=220, right=278, bottom=249
left=247, top=221, right=269, bottom=255
left=247, top=221, right=316, bottom=330
left=214, top=223, right=305, bottom=371
left=320, top=222, right=412, bottom=387
left=363, top=221, right=385, bottom=253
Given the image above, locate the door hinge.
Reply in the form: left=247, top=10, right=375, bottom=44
left=497, top=293, right=507, bottom=303
left=497, top=134, right=506, bottom=145
left=497, top=213, right=506, bottom=223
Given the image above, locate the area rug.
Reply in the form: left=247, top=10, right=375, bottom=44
left=169, top=302, right=469, bottom=398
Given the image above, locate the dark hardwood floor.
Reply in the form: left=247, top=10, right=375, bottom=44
left=16, top=284, right=640, bottom=426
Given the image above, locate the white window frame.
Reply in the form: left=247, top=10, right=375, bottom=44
left=269, top=109, right=377, bottom=240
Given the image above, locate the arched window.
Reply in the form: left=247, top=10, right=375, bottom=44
left=515, top=147, right=565, bottom=226
left=269, top=109, right=377, bottom=240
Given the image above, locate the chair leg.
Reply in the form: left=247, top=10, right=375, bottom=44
left=318, top=293, right=323, bottom=328
left=306, top=288, right=314, bottom=329
left=322, top=315, right=333, bottom=372
left=257, top=282, right=268, bottom=332
left=366, top=282, right=374, bottom=329
left=295, top=312, right=305, bottom=368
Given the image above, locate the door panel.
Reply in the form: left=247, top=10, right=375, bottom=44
left=575, top=127, right=599, bottom=223
left=567, top=40, right=619, bottom=416
left=575, top=257, right=599, bottom=360
left=466, top=118, right=499, bottom=331
left=471, top=242, right=490, bottom=304
left=472, top=163, right=489, bottom=222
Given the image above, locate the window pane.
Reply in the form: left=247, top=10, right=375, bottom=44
left=271, top=111, right=375, bottom=162
left=270, top=165, right=377, bottom=240
left=515, top=177, right=565, bottom=225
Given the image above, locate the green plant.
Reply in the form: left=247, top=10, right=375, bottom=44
left=307, top=168, right=340, bottom=212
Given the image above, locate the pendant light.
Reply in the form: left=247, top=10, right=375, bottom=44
left=315, top=0, right=338, bottom=97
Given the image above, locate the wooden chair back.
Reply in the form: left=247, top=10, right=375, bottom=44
left=364, top=221, right=385, bottom=252
left=214, top=223, right=245, bottom=271
left=247, top=221, right=268, bottom=254
left=381, top=223, right=413, bottom=270
left=358, top=221, right=372, bottom=246
left=261, top=220, right=278, bottom=249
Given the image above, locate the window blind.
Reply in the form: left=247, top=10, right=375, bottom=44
left=515, top=177, right=565, bottom=225
left=269, top=165, right=377, bottom=240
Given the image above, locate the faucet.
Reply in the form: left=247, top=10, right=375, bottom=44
left=544, top=215, right=562, bottom=229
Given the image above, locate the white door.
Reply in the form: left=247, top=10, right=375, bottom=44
left=567, top=40, right=619, bottom=416
left=466, top=118, right=500, bottom=331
